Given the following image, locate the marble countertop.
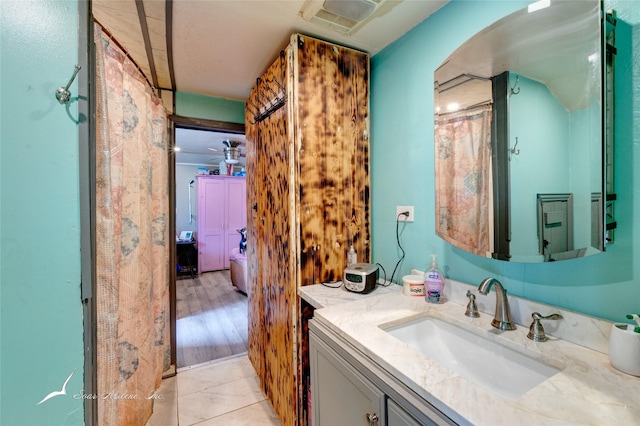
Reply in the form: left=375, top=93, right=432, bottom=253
left=298, top=281, right=397, bottom=309
left=302, top=283, right=640, bottom=425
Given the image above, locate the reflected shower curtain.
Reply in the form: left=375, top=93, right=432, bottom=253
left=94, top=24, right=170, bottom=425
left=435, top=107, right=493, bottom=256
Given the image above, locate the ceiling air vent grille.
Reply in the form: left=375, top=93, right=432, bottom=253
left=301, top=0, right=388, bottom=35
left=311, top=9, right=359, bottom=33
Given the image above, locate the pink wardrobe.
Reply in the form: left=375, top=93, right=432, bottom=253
left=196, top=175, right=246, bottom=272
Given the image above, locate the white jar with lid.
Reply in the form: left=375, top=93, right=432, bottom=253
left=402, top=275, right=425, bottom=297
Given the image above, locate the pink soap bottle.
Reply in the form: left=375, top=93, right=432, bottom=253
left=424, top=254, right=444, bottom=303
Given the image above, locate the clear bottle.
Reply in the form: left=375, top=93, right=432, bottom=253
left=347, top=245, right=357, bottom=265
left=424, top=254, right=444, bottom=303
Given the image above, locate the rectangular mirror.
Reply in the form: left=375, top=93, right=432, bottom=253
left=434, top=0, right=608, bottom=262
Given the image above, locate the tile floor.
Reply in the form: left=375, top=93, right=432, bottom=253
left=146, top=354, right=282, bottom=426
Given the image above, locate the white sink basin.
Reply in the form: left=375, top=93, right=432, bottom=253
left=383, top=317, right=559, bottom=399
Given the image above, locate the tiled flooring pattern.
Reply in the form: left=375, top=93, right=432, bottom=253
left=147, top=354, right=281, bottom=426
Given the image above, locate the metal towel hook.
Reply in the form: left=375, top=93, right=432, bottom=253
left=55, top=65, right=81, bottom=105
left=510, top=137, right=520, bottom=156
left=510, top=75, right=521, bottom=95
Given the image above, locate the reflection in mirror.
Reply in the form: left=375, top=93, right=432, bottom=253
left=434, top=0, right=607, bottom=262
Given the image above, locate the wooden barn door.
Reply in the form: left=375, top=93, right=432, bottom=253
left=246, top=49, right=298, bottom=426
left=293, top=35, right=371, bottom=426
left=294, top=35, right=371, bottom=286
left=246, top=34, right=370, bottom=426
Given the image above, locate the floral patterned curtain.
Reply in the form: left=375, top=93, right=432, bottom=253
left=94, top=23, right=170, bottom=425
left=435, top=106, right=493, bottom=256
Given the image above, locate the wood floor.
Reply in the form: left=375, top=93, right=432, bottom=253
left=176, top=270, right=248, bottom=368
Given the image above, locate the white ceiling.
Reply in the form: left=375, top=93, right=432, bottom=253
left=93, top=0, right=448, bottom=165
left=171, top=0, right=448, bottom=101
left=174, top=128, right=246, bottom=168
left=436, top=0, right=601, bottom=112
left=92, top=0, right=602, bottom=166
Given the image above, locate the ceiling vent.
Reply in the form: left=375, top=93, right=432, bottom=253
left=300, top=0, right=388, bottom=35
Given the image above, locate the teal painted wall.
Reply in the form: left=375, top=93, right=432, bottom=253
left=370, top=0, right=639, bottom=322
left=0, top=1, right=84, bottom=425
left=175, top=91, right=245, bottom=123
left=508, top=74, right=600, bottom=258
left=509, top=75, right=571, bottom=259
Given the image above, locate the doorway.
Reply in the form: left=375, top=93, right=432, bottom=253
left=170, top=116, right=249, bottom=369
left=537, top=193, right=574, bottom=261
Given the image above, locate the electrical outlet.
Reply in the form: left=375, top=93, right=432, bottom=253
left=396, top=206, right=414, bottom=222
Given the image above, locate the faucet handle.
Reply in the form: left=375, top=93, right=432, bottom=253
left=527, top=312, right=563, bottom=342
left=465, top=290, right=480, bottom=318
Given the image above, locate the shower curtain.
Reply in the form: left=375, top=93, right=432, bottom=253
left=94, top=24, right=170, bottom=425
left=435, top=106, right=493, bottom=256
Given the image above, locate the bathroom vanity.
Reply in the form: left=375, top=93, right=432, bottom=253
left=310, top=315, right=459, bottom=425
left=301, top=282, right=640, bottom=425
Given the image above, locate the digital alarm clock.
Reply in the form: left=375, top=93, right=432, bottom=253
left=343, top=263, right=379, bottom=294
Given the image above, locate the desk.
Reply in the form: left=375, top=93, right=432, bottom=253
left=176, top=240, right=197, bottom=278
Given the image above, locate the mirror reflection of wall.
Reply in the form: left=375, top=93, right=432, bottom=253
left=508, top=73, right=602, bottom=262
left=434, top=0, right=607, bottom=263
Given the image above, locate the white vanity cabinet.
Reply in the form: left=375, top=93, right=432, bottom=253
left=310, top=320, right=457, bottom=426
left=387, top=399, right=422, bottom=426
left=310, top=329, right=384, bottom=425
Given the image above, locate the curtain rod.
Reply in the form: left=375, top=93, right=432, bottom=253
left=436, top=100, right=492, bottom=117
left=437, top=73, right=491, bottom=94
left=93, top=19, right=156, bottom=94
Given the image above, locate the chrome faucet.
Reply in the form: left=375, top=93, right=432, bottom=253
left=477, top=278, right=516, bottom=330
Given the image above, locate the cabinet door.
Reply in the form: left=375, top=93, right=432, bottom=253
left=224, top=178, right=246, bottom=268
left=387, top=399, right=422, bottom=426
left=311, top=331, right=385, bottom=426
left=197, top=177, right=225, bottom=272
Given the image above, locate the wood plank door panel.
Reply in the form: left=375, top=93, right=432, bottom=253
left=245, top=94, right=265, bottom=390
left=261, top=100, right=295, bottom=426
left=247, top=48, right=297, bottom=426
left=294, top=35, right=371, bottom=286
